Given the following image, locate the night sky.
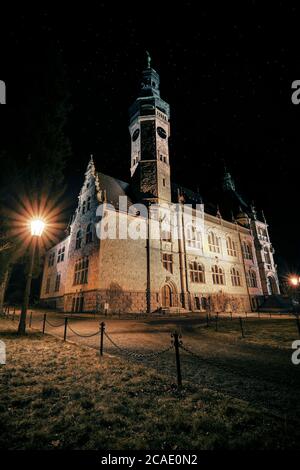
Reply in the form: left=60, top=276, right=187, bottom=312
left=1, top=2, right=300, bottom=276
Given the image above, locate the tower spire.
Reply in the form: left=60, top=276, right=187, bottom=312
left=222, top=167, right=235, bottom=191
left=146, top=50, right=151, bottom=69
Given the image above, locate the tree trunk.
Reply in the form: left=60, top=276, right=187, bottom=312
left=0, top=268, right=10, bottom=314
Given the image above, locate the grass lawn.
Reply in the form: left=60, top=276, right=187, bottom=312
left=0, top=317, right=300, bottom=450
left=196, top=315, right=300, bottom=349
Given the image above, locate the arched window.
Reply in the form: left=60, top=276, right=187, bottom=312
left=87, top=196, right=91, bottom=211
left=208, top=231, right=220, bottom=253
left=226, top=237, right=237, bottom=257
left=57, top=246, right=65, bottom=263
left=194, top=296, right=201, bottom=310
left=263, top=246, right=271, bottom=265
left=247, top=270, right=257, bottom=288
left=231, top=267, right=241, bottom=286
left=82, top=200, right=86, bottom=214
left=242, top=241, right=253, bottom=260
left=86, top=223, right=93, bottom=244
left=55, top=273, right=61, bottom=292
left=186, top=224, right=202, bottom=249
left=212, top=265, right=225, bottom=285
left=189, top=261, right=205, bottom=283
left=75, top=230, right=82, bottom=250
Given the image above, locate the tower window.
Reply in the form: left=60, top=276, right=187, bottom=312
left=162, top=253, right=173, bottom=273
left=161, top=230, right=171, bottom=242
left=86, top=223, right=93, bottom=244
left=163, top=178, right=166, bottom=187
left=76, top=230, right=82, bottom=250
left=87, top=196, right=91, bottom=211
left=82, top=200, right=86, bottom=214
left=263, top=246, right=271, bottom=265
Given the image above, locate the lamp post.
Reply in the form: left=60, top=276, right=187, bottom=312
left=18, top=219, right=45, bottom=335
left=289, top=275, right=300, bottom=313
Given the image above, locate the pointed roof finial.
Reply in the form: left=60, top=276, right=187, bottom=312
left=146, top=50, right=151, bottom=69
left=250, top=201, right=257, bottom=220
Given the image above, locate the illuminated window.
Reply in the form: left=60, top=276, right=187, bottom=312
left=212, top=265, right=225, bottom=285
left=247, top=270, right=257, bottom=288
left=73, top=257, right=89, bottom=285
left=231, top=267, right=241, bottom=286
left=263, top=246, right=271, bottom=265
left=226, top=237, right=237, bottom=256
left=189, top=261, right=205, bottom=283
left=242, top=241, right=253, bottom=260
left=208, top=232, right=220, bottom=253
left=186, top=225, right=202, bottom=249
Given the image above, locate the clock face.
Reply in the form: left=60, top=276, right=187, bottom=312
left=132, top=128, right=140, bottom=142
left=157, top=126, right=167, bottom=139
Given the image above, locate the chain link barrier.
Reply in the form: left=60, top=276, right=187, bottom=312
left=178, top=341, right=295, bottom=387
left=45, top=319, right=65, bottom=328
left=67, top=323, right=100, bottom=338
left=104, top=331, right=173, bottom=359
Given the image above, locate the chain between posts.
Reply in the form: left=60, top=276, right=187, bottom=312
left=104, top=330, right=173, bottom=359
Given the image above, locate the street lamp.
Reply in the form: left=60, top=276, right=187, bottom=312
left=289, top=275, right=300, bottom=314
left=18, top=219, right=45, bottom=335
left=290, top=276, right=299, bottom=287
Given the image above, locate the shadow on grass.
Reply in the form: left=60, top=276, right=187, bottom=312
left=0, top=330, right=44, bottom=340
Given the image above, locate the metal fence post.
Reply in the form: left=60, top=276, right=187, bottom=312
left=215, top=314, right=218, bottom=331
left=239, top=316, right=245, bottom=338
left=296, top=315, right=300, bottom=338
left=172, top=331, right=182, bottom=388
left=63, top=317, right=68, bottom=341
left=100, top=322, right=105, bottom=356
left=42, top=313, right=46, bottom=334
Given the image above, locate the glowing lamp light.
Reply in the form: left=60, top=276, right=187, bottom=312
left=290, top=276, right=299, bottom=287
left=30, top=219, right=45, bottom=237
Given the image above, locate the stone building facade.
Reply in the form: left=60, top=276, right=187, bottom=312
left=40, top=61, right=280, bottom=314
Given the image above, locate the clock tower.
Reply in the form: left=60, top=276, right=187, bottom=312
left=129, top=55, right=171, bottom=203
